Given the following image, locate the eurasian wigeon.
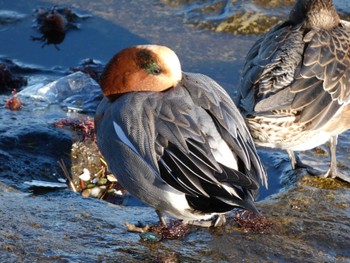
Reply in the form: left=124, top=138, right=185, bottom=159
left=238, top=0, right=350, bottom=182
left=95, top=45, right=267, bottom=226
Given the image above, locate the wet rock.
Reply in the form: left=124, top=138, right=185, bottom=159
left=165, top=0, right=350, bottom=34
left=214, top=11, right=281, bottom=34
left=252, top=0, right=294, bottom=8
left=0, top=10, right=26, bottom=26
left=0, top=172, right=349, bottom=261
left=69, top=58, right=105, bottom=84
left=0, top=63, right=27, bottom=93
left=163, top=0, right=292, bottom=34
left=0, top=72, right=102, bottom=191
left=209, top=175, right=350, bottom=261
left=3, top=93, right=347, bottom=262
left=0, top=103, right=72, bottom=190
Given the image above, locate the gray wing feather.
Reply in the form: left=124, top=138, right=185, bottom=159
left=239, top=23, right=304, bottom=115
left=111, top=74, right=267, bottom=199
left=181, top=72, right=267, bottom=188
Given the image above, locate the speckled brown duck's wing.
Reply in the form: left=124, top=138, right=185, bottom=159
left=239, top=22, right=304, bottom=115
left=239, top=19, right=350, bottom=131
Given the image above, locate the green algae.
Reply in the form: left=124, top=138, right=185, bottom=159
left=214, top=12, right=281, bottom=34
left=164, top=0, right=350, bottom=35
left=253, top=0, right=294, bottom=8
left=299, top=175, right=350, bottom=190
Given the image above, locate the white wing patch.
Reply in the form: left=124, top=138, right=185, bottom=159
left=113, top=121, right=141, bottom=155
left=113, top=121, right=160, bottom=176
left=222, top=184, right=242, bottom=199
left=209, top=138, right=238, bottom=171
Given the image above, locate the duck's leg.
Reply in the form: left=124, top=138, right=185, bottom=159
left=287, top=149, right=321, bottom=175
left=323, top=135, right=338, bottom=178
left=156, top=210, right=167, bottom=226
left=288, top=136, right=350, bottom=182
left=213, top=214, right=227, bottom=227
left=287, top=150, right=310, bottom=170
left=323, top=135, right=350, bottom=183
left=287, top=150, right=297, bottom=169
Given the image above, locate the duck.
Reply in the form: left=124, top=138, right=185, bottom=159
left=238, top=0, right=350, bottom=182
left=94, top=45, right=267, bottom=227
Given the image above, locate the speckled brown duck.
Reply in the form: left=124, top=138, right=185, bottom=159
left=238, top=0, right=350, bottom=182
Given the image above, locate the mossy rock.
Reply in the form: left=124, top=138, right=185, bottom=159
left=164, top=0, right=350, bottom=35
left=253, top=0, right=294, bottom=8
left=299, top=175, right=350, bottom=190
left=215, top=12, right=281, bottom=34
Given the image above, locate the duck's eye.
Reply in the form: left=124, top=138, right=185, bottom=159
left=146, top=63, right=162, bottom=75
left=137, top=50, right=162, bottom=76
left=150, top=67, right=161, bottom=75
